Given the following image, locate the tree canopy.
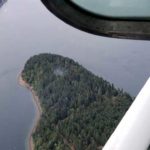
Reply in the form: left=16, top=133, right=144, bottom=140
left=22, top=53, right=132, bottom=150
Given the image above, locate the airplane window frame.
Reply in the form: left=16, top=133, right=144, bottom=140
left=41, top=0, right=150, bottom=40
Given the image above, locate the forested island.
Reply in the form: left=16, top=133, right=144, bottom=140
left=21, top=53, right=133, bottom=150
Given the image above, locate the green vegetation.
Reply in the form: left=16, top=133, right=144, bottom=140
left=22, top=53, right=132, bottom=150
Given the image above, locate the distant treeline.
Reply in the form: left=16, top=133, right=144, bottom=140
left=22, top=53, right=132, bottom=150
left=0, top=0, right=6, bottom=6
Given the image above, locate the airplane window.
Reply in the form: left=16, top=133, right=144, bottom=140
left=41, top=0, right=150, bottom=40
left=0, top=0, right=150, bottom=150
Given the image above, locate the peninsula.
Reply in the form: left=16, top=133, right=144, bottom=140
left=21, top=53, right=132, bottom=150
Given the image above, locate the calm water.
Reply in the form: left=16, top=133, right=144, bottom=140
left=0, top=0, right=150, bottom=149
left=72, top=0, right=150, bottom=18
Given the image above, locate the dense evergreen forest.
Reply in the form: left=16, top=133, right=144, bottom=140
left=22, top=53, right=132, bottom=150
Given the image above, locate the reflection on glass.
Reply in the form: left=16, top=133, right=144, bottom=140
left=71, top=0, right=150, bottom=18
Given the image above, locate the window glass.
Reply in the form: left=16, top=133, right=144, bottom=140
left=71, top=0, right=150, bottom=19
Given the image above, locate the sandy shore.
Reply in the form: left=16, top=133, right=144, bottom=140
left=18, top=73, right=42, bottom=150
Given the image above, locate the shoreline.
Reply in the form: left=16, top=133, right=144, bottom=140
left=18, top=73, right=42, bottom=150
